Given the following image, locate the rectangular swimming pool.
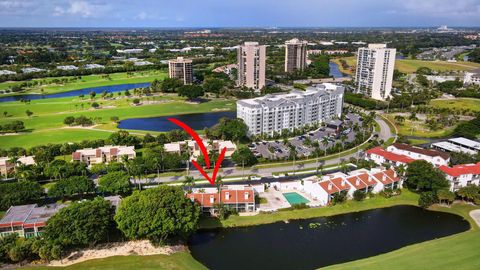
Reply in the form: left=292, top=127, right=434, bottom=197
left=283, top=192, right=310, bottom=205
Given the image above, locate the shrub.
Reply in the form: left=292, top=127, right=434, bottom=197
left=418, top=192, right=438, bottom=208
left=353, top=190, right=366, bottom=201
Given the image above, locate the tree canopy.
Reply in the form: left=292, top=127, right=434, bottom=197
left=114, top=186, right=200, bottom=244
left=0, top=181, right=43, bottom=210
left=47, top=176, right=95, bottom=198
left=45, top=197, right=115, bottom=247
left=98, top=171, right=131, bottom=195
left=405, top=160, right=449, bottom=192
left=231, top=146, right=258, bottom=167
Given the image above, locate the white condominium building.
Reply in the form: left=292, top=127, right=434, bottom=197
left=285, top=38, right=308, bottom=73
left=237, top=83, right=344, bottom=136
left=355, top=44, right=396, bottom=101
left=168, top=57, right=193, bottom=85
left=237, top=42, right=266, bottom=91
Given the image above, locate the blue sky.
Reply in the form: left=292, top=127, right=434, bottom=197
left=0, top=0, right=479, bottom=27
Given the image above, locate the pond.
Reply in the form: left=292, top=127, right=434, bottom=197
left=117, top=111, right=237, bottom=132
left=329, top=61, right=348, bottom=78
left=0, top=82, right=150, bottom=103
left=189, top=205, right=469, bottom=270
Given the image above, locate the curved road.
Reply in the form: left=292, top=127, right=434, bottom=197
left=142, top=117, right=395, bottom=184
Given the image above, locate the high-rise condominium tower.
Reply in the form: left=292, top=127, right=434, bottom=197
left=168, top=57, right=193, bottom=85
left=285, top=38, right=308, bottom=73
left=355, top=44, right=396, bottom=101
left=237, top=42, right=266, bottom=91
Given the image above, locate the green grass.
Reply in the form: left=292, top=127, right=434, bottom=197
left=199, top=190, right=419, bottom=229
left=334, top=56, right=480, bottom=74
left=21, top=252, right=206, bottom=270
left=386, top=114, right=455, bottom=138
left=408, top=138, right=429, bottom=145
left=430, top=98, right=480, bottom=112
left=0, top=70, right=167, bottom=95
left=323, top=203, right=480, bottom=270
left=0, top=99, right=235, bottom=148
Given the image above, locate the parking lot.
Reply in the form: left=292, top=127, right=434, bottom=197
left=249, top=113, right=363, bottom=160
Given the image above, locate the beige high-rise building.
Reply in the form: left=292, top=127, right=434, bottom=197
left=355, top=44, right=396, bottom=101
left=237, top=42, right=266, bottom=91
left=285, top=38, right=308, bottom=73
left=168, top=57, right=193, bottom=85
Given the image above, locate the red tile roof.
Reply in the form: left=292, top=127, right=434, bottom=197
left=366, top=147, right=415, bottom=164
left=95, top=149, right=102, bottom=158
left=319, top=180, right=340, bottom=195
left=346, top=175, right=368, bottom=189
left=330, top=177, right=351, bottom=192
left=439, top=162, right=480, bottom=177
left=372, top=171, right=394, bottom=185
left=186, top=189, right=254, bottom=208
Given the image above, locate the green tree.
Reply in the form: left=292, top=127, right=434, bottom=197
left=45, top=197, right=114, bottom=247
left=114, top=186, right=200, bottom=244
left=160, top=78, right=183, bottom=93
left=177, top=85, right=204, bottom=100
left=232, top=146, right=258, bottom=167
left=98, top=171, right=131, bottom=195
left=418, top=191, right=438, bottom=208
left=405, top=160, right=449, bottom=192
left=437, top=189, right=455, bottom=205
left=353, top=190, right=366, bottom=201
left=0, top=181, right=43, bottom=210
left=457, top=185, right=480, bottom=202
left=203, top=78, right=225, bottom=93
left=47, top=176, right=95, bottom=198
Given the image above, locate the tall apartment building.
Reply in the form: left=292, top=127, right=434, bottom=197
left=285, top=38, right=308, bottom=73
left=237, top=83, right=344, bottom=136
left=355, top=44, right=396, bottom=101
left=237, top=42, right=266, bottom=91
left=168, top=57, right=193, bottom=85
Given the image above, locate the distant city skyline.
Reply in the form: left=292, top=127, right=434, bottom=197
left=0, top=0, right=479, bottom=28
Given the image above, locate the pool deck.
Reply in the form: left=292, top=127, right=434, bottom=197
left=258, top=189, right=322, bottom=212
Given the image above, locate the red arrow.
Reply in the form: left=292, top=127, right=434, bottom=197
left=167, top=118, right=226, bottom=186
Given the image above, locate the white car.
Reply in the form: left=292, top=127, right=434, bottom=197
left=250, top=176, right=261, bottom=181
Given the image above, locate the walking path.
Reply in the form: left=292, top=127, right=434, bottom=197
left=469, top=209, right=480, bottom=228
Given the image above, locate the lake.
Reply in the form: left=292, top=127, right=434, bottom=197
left=189, top=205, right=469, bottom=270
left=0, top=82, right=150, bottom=103
left=117, top=111, right=237, bottom=132
left=329, top=61, right=348, bottom=78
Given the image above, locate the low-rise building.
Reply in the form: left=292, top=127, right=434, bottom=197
left=464, top=68, right=480, bottom=85
left=439, top=162, right=480, bottom=191
left=0, top=156, right=36, bottom=177
left=84, top=64, right=105, bottom=69
left=57, top=65, right=78, bottom=71
left=432, top=137, right=480, bottom=155
left=72, top=146, right=136, bottom=165
left=0, top=196, right=122, bottom=238
left=21, top=67, right=45, bottom=74
left=387, top=143, right=450, bottom=167
left=366, top=147, right=415, bottom=167
left=0, top=70, right=16, bottom=76
left=164, top=140, right=237, bottom=159
left=187, top=186, right=255, bottom=215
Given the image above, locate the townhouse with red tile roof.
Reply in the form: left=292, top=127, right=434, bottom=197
left=186, top=186, right=255, bottom=215
left=387, top=143, right=450, bottom=167
left=439, top=162, right=480, bottom=191
left=366, top=147, right=415, bottom=167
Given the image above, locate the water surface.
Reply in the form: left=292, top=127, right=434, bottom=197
left=0, top=83, right=150, bottom=102
left=117, top=111, right=237, bottom=132
left=189, top=205, right=469, bottom=270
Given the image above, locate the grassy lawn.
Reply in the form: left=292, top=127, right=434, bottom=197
left=333, top=56, right=480, bottom=74
left=0, top=98, right=235, bottom=148
left=21, top=252, right=207, bottom=270
left=199, top=190, right=419, bottom=229
left=0, top=70, right=167, bottom=95
left=386, top=114, right=455, bottom=138
left=408, top=138, right=430, bottom=145
left=430, top=98, right=480, bottom=113
left=323, top=203, right=480, bottom=270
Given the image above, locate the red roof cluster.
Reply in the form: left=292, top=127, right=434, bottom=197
left=439, top=162, right=480, bottom=177
left=187, top=188, right=254, bottom=207
left=366, top=147, right=415, bottom=164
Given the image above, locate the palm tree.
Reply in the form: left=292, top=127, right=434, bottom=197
left=183, top=176, right=195, bottom=193
left=8, top=156, right=19, bottom=180
left=321, top=137, right=329, bottom=157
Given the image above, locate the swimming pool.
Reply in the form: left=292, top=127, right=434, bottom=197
left=283, top=192, right=310, bottom=205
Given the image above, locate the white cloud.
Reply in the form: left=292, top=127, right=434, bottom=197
left=135, top=11, right=148, bottom=20
left=54, top=0, right=111, bottom=18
